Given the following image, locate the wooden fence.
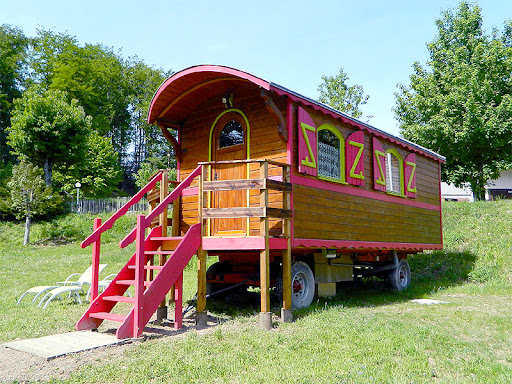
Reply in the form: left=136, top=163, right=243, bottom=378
left=70, top=197, right=147, bottom=214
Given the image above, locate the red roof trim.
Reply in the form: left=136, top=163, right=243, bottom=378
left=270, top=84, right=444, bottom=162
left=148, top=65, right=270, bottom=124
left=148, top=65, right=444, bottom=162
left=292, top=238, right=442, bottom=251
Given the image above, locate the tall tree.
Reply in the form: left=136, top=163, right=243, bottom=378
left=317, top=67, right=369, bottom=118
left=28, top=29, right=171, bottom=193
left=0, top=25, right=28, bottom=166
left=52, top=132, right=122, bottom=198
left=30, top=31, right=132, bottom=159
left=395, top=2, right=512, bottom=200
left=7, top=87, right=90, bottom=186
left=125, top=58, right=172, bottom=174
left=8, top=159, right=56, bottom=245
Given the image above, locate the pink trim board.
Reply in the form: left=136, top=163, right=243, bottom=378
left=293, top=238, right=442, bottom=251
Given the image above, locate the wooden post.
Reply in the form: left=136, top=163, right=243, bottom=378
left=90, top=218, right=102, bottom=302
left=196, top=165, right=208, bottom=327
left=157, top=169, right=169, bottom=322
left=172, top=197, right=180, bottom=236
left=160, top=169, right=169, bottom=237
left=169, top=176, right=180, bottom=308
left=282, top=165, right=293, bottom=322
left=146, top=189, right=155, bottom=283
left=259, top=161, right=271, bottom=330
left=134, top=214, right=146, bottom=338
left=174, top=272, right=183, bottom=329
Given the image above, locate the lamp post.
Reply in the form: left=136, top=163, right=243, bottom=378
left=75, top=182, right=81, bottom=213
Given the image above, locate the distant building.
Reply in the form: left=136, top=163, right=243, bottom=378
left=485, top=169, right=512, bottom=200
left=441, top=169, right=512, bottom=202
left=441, top=182, right=473, bottom=202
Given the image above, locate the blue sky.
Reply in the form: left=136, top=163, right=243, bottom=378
left=2, top=0, right=512, bottom=135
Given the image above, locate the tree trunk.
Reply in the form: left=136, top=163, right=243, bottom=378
left=471, top=178, right=487, bottom=201
left=471, top=163, right=488, bottom=201
left=43, top=158, right=52, bottom=186
left=23, top=214, right=31, bottom=246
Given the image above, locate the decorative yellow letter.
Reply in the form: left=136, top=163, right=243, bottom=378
left=348, top=140, right=364, bottom=180
left=300, top=122, right=316, bottom=168
left=375, top=150, right=386, bottom=185
left=406, top=161, right=417, bottom=193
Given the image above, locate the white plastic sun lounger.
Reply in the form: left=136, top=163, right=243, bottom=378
left=17, top=264, right=107, bottom=306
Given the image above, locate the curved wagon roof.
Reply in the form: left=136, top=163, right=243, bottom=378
left=148, top=65, right=445, bottom=162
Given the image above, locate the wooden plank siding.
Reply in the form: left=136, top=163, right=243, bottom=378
left=178, top=84, right=288, bottom=235
left=289, top=103, right=442, bottom=247
left=175, top=82, right=441, bottom=247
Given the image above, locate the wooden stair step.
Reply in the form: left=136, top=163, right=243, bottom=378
left=151, top=237, right=183, bottom=241
left=89, top=312, right=127, bottom=322
left=145, top=250, right=174, bottom=255
left=103, top=295, right=136, bottom=303
left=117, top=279, right=151, bottom=287
left=127, top=265, right=164, bottom=270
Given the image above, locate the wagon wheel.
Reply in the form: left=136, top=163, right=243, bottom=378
left=290, top=261, right=315, bottom=309
left=388, top=259, right=411, bottom=292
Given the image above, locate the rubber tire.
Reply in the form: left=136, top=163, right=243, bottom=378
left=290, top=261, right=315, bottom=309
left=388, top=259, right=411, bottom=292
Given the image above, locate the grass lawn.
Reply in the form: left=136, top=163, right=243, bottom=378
left=1, top=201, right=512, bottom=383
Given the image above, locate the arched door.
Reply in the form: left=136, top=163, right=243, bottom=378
left=211, top=112, right=248, bottom=236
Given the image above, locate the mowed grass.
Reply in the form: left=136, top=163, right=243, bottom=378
left=1, top=201, right=512, bottom=383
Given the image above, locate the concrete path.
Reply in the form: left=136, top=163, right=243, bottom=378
left=2, top=331, right=128, bottom=360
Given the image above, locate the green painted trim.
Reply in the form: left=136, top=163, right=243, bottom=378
left=300, top=122, right=317, bottom=168
left=375, top=150, right=386, bottom=186
left=406, top=161, right=417, bottom=193
left=348, top=140, right=365, bottom=180
left=385, top=148, right=405, bottom=196
left=317, top=123, right=345, bottom=182
left=208, top=108, right=251, bottom=236
left=208, top=108, right=251, bottom=162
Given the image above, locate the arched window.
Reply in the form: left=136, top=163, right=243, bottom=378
left=385, top=149, right=404, bottom=195
left=218, top=120, right=244, bottom=149
left=317, top=124, right=345, bottom=182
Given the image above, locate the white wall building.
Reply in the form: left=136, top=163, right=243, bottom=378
left=441, top=169, right=512, bottom=202
left=441, top=182, right=474, bottom=202
left=485, top=169, right=512, bottom=200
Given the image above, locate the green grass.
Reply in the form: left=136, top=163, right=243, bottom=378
left=2, top=201, right=512, bottom=383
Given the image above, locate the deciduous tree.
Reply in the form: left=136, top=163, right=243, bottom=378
left=318, top=67, right=369, bottom=118
left=8, top=159, right=57, bottom=245
left=7, top=87, right=90, bottom=186
left=394, top=2, right=512, bottom=200
left=52, top=132, right=122, bottom=198
left=0, top=24, right=28, bottom=166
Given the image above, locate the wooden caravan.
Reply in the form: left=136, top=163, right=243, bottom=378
left=77, top=65, right=444, bottom=337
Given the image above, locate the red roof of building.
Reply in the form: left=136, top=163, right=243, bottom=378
left=148, top=65, right=445, bottom=162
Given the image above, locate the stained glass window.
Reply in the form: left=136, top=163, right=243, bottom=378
left=317, top=129, right=340, bottom=179
left=219, top=120, right=244, bottom=148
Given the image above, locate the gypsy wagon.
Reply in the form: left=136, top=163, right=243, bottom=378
left=76, top=65, right=444, bottom=338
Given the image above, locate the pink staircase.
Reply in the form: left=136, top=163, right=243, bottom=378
left=76, top=166, right=202, bottom=339
left=76, top=223, right=201, bottom=339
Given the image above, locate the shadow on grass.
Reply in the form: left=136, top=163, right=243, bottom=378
left=200, top=250, right=478, bottom=321
left=293, top=250, right=478, bottom=320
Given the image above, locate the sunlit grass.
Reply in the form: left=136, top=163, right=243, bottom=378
left=1, top=201, right=512, bottom=383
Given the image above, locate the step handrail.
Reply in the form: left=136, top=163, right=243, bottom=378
left=119, top=165, right=202, bottom=248
left=81, top=170, right=164, bottom=248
